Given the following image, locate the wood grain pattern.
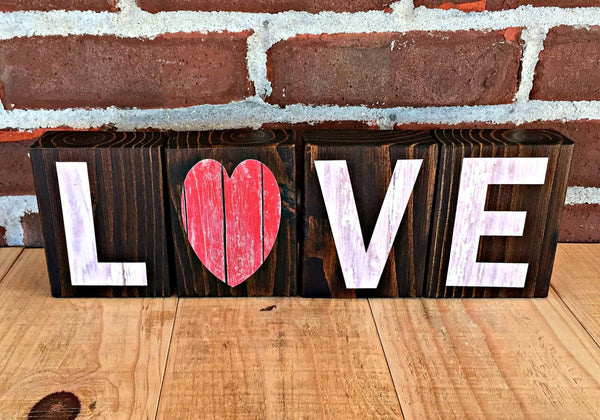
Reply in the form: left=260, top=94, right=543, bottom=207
left=182, top=159, right=281, bottom=287
left=552, top=244, right=600, bottom=344
left=303, top=130, right=438, bottom=297
left=166, top=129, right=296, bottom=297
left=156, top=298, right=402, bottom=419
left=425, top=129, right=574, bottom=297
left=370, top=290, right=600, bottom=418
left=30, top=131, right=170, bottom=297
left=0, top=247, right=22, bottom=283
left=0, top=249, right=177, bottom=418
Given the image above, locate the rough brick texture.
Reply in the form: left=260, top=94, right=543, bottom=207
left=559, top=205, right=600, bottom=242
left=21, top=213, right=43, bottom=248
left=0, top=0, right=116, bottom=11
left=415, top=0, right=598, bottom=10
left=531, top=26, right=600, bottom=101
left=0, top=140, right=36, bottom=196
left=137, top=0, right=393, bottom=13
left=523, top=121, right=600, bottom=188
left=267, top=31, right=522, bottom=108
left=0, top=129, right=47, bottom=143
left=0, top=33, right=254, bottom=110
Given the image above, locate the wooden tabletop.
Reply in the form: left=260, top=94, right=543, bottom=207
left=0, top=244, right=599, bottom=418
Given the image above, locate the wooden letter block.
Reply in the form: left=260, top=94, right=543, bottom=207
left=425, top=129, right=574, bottom=298
left=302, top=130, right=438, bottom=297
left=30, top=131, right=171, bottom=297
left=166, top=130, right=296, bottom=296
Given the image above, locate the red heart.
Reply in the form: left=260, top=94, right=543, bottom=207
left=181, top=159, right=281, bottom=286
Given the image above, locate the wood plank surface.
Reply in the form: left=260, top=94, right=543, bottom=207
left=370, top=290, right=600, bottom=418
left=0, top=249, right=177, bottom=418
left=156, top=298, right=402, bottom=419
left=552, top=244, right=600, bottom=344
left=0, top=247, right=22, bottom=283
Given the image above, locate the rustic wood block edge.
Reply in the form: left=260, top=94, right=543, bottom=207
left=30, top=131, right=171, bottom=297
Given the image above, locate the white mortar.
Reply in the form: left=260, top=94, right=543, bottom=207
left=0, top=195, right=38, bottom=246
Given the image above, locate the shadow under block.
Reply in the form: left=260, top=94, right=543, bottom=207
left=30, top=131, right=171, bottom=297
left=166, top=130, right=296, bottom=297
left=302, top=130, right=439, bottom=298
left=425, top=129, right=574, bottom=298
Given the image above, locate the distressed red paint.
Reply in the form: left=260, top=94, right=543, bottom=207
left=182, top=159, right=281, bottom=286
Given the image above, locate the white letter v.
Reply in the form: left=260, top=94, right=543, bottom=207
left=315, top=160, right=422, bottom=289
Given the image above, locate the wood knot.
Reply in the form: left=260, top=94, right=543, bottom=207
left=28, top=391, right=81, bottom=420
left=260, top=305, right=277, bottom=312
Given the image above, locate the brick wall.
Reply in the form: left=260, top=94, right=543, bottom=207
left=0, top=0, right=599, bottom=245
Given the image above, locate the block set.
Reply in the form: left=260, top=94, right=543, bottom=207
left=30, top=129, right=573, bottom=298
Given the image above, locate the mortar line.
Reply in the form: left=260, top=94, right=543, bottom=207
left=1, top=7, right=600, bottom=40
left=514, top=26, right=549, bottom=103
left=2, top=100, right=600, bottom=131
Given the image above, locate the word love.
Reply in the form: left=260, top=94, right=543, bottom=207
left=31, top=129, right=573, bottom=298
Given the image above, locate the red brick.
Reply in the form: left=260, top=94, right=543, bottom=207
left=415, top=0, right=598, bottom=10
left=559, top=204, right=600, bottom=242
left=267, top=31, right=522, bottom=108
left=21, top=212, right=43, bottom=248
left=137, top=0, right=392, bottom=13
left=0, top=33, right=254, bottom=110
left=0, top=129, right=47, bottom=143
left=0, top=140, right=36, bottom=196
left=531, top=26, right=600, bottom=101
left=520, top=121, right=600, bottom=188
left=0, top=0, right=117, bottom=11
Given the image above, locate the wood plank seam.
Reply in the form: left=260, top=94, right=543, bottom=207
left=550, top=283, right=600, bottom=350
left=155, top=297, right=181, bottom=420
left=367, top=298, right=405, bottom=419
left=0, top=248, right=24, bottom=285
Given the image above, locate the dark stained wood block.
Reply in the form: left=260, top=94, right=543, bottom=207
left=30, top=131, right=171, bottom=297
left=302, top=130, right=438, bottom=298
left=425, top=129, right=574, bottom=298
left=166, top=129, right=296, bottom=296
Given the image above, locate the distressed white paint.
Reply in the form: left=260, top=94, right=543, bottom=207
left=0, top=181, right=596, bottom=248
left=3, top=184, right=594, bottom=247
left=446, top=157, right=548, bottom=288
left=315, top=159, right=422, bottom=289
left=56, top=162, right=147, bottom=286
